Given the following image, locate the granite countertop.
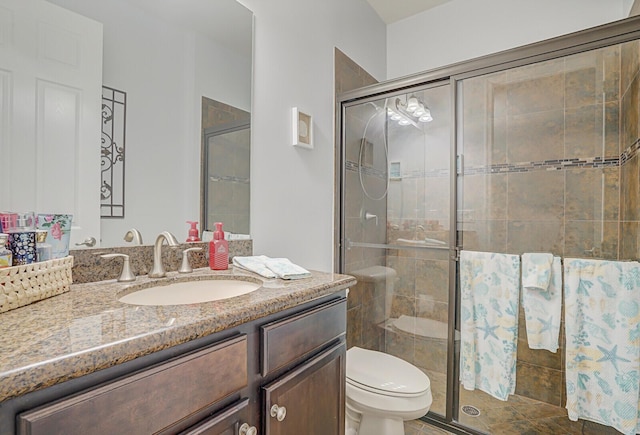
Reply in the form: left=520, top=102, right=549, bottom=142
left=0, top=267, right=356, bottom=403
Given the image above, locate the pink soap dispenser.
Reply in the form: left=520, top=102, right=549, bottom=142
left=209, top=222, right=228, bottom=270
left=186, top=221, right=201, bottom=242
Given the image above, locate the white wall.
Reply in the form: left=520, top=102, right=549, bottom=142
left=237, top=0, right=386, bottom=272
left=49, top=0, right=251, bottom=247
left=387, top=0, right=627, bottom=79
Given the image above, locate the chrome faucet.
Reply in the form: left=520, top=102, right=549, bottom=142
left=149, top=231, right=179, bottom=278
left=123, top=228, right=143, bottom=245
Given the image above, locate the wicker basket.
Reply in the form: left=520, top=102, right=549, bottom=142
left=0, top=256, right=73, bottom=313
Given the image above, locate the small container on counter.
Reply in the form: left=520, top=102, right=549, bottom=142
left=209, top=222, right=228, bottom=270
left=0, top=233, right=12, bottom=268
left=36, top=229, right=52, bottom=262
left=7, top=212, right=37, bottom=266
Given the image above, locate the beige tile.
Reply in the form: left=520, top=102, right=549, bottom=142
left=565, top=66, right=596, bottom=109
left=621, top=154, right=640, bottom=222
left=506, top=220, right=564, bottom=255
left=515, top=362, right=562, bottom=406
left=415, top=259, right=449, bottom=303
left=507, top=171, right=565, bottom=221
left=565, top=168, right=619, bottom=221
left=461, top=219, right=507, bottom=253
left=621, top=74, right=639, bottom=150
left=620, top=221, right=640, bottom=261
left=507, top=110, right=564, bottom=162
left=564, top=105, right=605, bottom=159
left=517, top=338, right=562, bottom=370
left=564, top=220, right=619, bottom=259
left=506, top=72, right=565, bottom=116
left=620, top=40, right=639, bottom=97
left=462, top=173, right=507, bottom=220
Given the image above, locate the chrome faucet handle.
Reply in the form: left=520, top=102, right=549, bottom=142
left=101, top=253, right=136, bottom=282
left=179, top=247, right=203, bottom=274
left=149, top=231, right=179, bottom=278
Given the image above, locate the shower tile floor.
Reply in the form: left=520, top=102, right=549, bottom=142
left=406, top=369, right=622, bottom=435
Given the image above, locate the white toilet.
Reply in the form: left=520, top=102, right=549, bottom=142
left=345, top=347, right=432, bottom=435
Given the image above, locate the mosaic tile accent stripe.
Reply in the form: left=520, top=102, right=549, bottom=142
left=346, top=138, right=640, bottom=178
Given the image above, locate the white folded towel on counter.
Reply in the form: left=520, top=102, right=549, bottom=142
left=232, top=255, right=311, bottom=280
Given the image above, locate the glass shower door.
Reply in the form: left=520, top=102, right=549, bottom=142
left=340, top=82, right=452, bottom=419
left=454, top=42, right=624, bottom=434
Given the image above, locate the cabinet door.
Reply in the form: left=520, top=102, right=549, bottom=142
left=263, top=342, right=345, bottom=435
left=179, top=398, right=255, bottom=435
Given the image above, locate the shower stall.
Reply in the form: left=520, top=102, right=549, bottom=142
left=337, top=16, right=640, bottom=435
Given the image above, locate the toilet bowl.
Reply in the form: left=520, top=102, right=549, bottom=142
left=346, top=347, right=432, bottom=435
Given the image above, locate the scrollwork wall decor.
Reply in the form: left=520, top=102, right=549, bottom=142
left=101, top=86, right=127, bottom=218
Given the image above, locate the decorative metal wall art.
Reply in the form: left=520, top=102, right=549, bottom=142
left=101, top=86, right=126, bottom=218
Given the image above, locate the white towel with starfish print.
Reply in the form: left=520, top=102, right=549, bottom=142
left=522, top=255, right=561, bottom=352
left=459, top=250, right=520, bottom=401
left=564, top=258, right=640, bottom=435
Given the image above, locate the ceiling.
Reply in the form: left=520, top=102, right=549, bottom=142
left=365, top=0, right=453, bottom=24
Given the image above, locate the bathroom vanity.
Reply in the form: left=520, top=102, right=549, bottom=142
left=0, top=268, right=355, bottom=434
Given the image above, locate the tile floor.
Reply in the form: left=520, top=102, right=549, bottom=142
left=404, top=369, right=622, bottom=435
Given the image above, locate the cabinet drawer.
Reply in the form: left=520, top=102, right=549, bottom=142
left=18, top=335, right=248, bottom=435
left=261, top=297, right=346, bottom=376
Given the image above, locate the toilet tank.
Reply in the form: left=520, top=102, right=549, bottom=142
left=349, top=265, right=397, bottom=318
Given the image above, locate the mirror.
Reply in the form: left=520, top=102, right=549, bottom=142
left=3, top=0, right=252, bottom=247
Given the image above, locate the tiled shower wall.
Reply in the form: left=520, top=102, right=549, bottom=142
left=335, top=49, right=387, bottom=352
left=460, top=41, right=640, bottom=406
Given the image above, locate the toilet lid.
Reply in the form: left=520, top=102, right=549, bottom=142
left=346, top=347, right=430, bottom=397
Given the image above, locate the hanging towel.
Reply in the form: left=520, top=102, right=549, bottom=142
left=459, top=250, right=521, bottom=401
left=232, top=255, right=311, bottom=280
left=564, top=258, right=640, bottom=435
left=522, top=253, right=554, bottom=291
left=521, top=254, right=561, bottom=352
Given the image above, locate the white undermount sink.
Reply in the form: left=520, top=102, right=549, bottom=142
left=118, top=278, right=262, bottom=306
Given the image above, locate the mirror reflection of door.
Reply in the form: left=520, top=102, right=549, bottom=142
left=203, top=120, right=250, bottom=236
left=0, top=0, right=103, bottom=248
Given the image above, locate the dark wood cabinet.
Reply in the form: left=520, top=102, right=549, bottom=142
left=8, top=294, right=347, bottom=435
left=263, top=342, right=345, bottom=435
left=18, top=336, right=248, bottom=435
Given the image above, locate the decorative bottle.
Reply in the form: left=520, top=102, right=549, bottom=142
left=36, top=230, right=52, bottom=262
left=0, top=233, right=12, bottom=268
left=209, top=222, right=228, bottom=270
left=8, top=212, right=36, bottom=265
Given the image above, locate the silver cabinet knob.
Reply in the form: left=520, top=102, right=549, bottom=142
left=239, top=423, right=257, bottom=435
left=75, top=237, right=97, bottom=247
left=270, top=404, right=287, bottom=422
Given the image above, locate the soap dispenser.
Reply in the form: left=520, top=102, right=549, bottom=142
left=186, top=221, right=201, bottom=242
left=209, top=222, right=228, bottom=270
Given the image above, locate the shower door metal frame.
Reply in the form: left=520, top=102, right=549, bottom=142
left=336, top=13, right=640, bottom=435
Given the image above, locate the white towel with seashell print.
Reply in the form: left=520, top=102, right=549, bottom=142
left=459, top=250, right=520, bottom=401
left=564, top=258, right=640, bottom=435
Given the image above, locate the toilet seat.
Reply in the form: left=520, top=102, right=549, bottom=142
left=346, top=347, right=431, bottom=397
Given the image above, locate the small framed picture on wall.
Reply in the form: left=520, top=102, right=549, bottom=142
left=292, top=107, right=313, bottom=149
